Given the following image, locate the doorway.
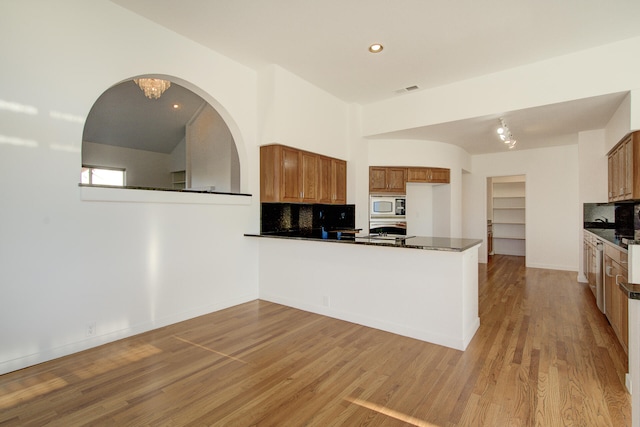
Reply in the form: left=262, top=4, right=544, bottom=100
left=487, top=175, right=526, bottom=257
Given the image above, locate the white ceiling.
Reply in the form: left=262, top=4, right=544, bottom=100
left=109, top=0, right=640, bottom=154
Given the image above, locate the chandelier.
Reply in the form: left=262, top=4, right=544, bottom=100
left=497, top=118, right=517, bottom=149
left=133, top=78, right=171, bottom=99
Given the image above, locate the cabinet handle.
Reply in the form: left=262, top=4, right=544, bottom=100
left=606, top=265, right=613, bottom=277
left=615, top=274, right=627, bottom=287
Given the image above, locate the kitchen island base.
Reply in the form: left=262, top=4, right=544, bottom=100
left=256, top=237, right=480, bottom=351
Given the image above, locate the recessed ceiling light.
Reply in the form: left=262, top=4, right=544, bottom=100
left=172, top=103, right=181, bottom=110
left=368, top=43, right=383, bottom=53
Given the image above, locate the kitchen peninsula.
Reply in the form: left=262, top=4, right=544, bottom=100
left=246, top=233, right=482, bottom=351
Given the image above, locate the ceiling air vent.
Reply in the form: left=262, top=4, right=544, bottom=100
left=395, top=85, right=420, bottom=94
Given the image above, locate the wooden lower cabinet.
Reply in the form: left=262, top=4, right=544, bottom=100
left=604, top=245, right=629, bottom=354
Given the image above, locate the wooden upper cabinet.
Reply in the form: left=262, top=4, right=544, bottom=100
left=429, top=168, right=450, bottom=183
left=317, top=156, right=332, bottom=204
left=316, top=156, right=346, bottom=204
left=369, top=167, right=388, bottom=193
left=369, top=167, right=407, bottom=193
left=260, top=145, right=279, bottom=202
left=407, top=167, right=450, bottom=184
left=260, top=144, right=347, bottom=204
left=387, top=168, right=407, bottom=192
left=332, top=158, right=347, bottom=204
left=300, top=151, right=318, bottom=203
left=608, top=153, right=615, bottom=201
left=608, top=132, right=639, bottom=202
left=370, top=166, right=450, bottom=194
left=281, top=146, right=301, bottom=202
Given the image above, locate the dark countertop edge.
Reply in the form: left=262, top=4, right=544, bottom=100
left=244, top=233, right=482, bottom=252
left=79, top=183, right=252, bottom=197
left=619, top=282, right=640, bottom=300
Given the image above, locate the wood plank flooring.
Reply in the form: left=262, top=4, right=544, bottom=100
left=0, top=255, right=631, bottom=426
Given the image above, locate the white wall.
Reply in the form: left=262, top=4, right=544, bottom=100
left=170, top=137, right=186, bottom=172
left=406, top=183, right=433, bottom=236
left=0, top=0, right=260, bottom=374
left=577, top=130, right=608, bottom=281
left=606, top=93, right=633, bottom=151
left=466, top=144, right=580, bottom=270
left=258, top=65, right=350, bottom=160
left=83, top=141, right=172, bottom=188
left=187, top=104, right=239, bottom=192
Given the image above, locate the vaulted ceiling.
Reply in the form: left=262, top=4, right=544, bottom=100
left=83, top=80, right=204, bottom=154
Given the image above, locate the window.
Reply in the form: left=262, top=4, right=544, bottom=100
left=81, top=166, right=125, bottom=186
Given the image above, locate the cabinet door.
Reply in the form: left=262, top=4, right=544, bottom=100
left=604, top=255, right=614, bottom=322
left=589, top=242, right=596, bottom=288
left=317, top=156, right=332, bottom=204
left=621, top=280, right=629, bottom=352
left=611, top=263, right=622, bottom=338
left=387, top=168, right=407, bottom=193
left=260, top=145, right=279, bottom=202
left=616, top=265, right=629, bottom=353
left=281, top=146, right=301, bottom=202
left=369, top=167, right=388, bottom=193
left=331, top=159, right=347, bottom=204
left=407, top=167, right=450, bottom=184
left=429, top=168, right=450, bottom=183
left=407, top=167, right=429, bottom=183
left=623, top=137, right=633, bottom=200
left=608, top=153, right=615, bottom=201
left=300, top=151, right=318, bottom=202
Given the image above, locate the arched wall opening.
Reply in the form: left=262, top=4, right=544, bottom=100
left=82, top=75, right=244, bottom=194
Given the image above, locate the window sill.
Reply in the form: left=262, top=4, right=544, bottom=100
left=79, top=184, right=252, bottom=205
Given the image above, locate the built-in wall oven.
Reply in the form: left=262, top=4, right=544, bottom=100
left=370, top=195, right=406, bottom=235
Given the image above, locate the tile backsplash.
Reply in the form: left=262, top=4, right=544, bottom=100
left=261, top=203, right=355, bottom=236
left=583, top=203, right=615, bottom=223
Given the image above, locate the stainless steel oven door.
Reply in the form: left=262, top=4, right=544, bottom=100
left=369, top=220, right=407, bottom=236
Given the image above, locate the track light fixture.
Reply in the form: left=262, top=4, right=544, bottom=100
left=497, top=118, right=517, bottom=149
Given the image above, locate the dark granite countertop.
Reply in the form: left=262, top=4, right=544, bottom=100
left=584, top=228, right=631, bottom=250
left=245, top=233, right=482, bottom=252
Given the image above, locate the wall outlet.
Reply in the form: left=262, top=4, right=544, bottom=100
left=86, top=321, right=97, bottom=337
left=323, top=295, right=330, bottom=307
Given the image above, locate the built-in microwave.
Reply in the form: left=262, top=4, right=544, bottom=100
left=370, top=195, right=406, bottom=217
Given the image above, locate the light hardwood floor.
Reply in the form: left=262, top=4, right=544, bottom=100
left=0, top=255, right=631, bottom=426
